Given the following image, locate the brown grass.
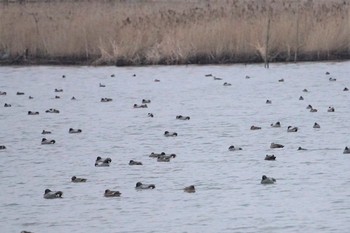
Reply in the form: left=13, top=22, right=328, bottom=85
left=0, top=0, right=349, bottom=65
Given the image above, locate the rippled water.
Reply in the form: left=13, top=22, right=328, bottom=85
left=1, top=62, right=350, bottom=233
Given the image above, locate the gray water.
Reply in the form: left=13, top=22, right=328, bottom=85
left=0, top=61, right=350, bottom=233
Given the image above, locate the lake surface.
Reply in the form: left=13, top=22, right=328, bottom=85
left=1, top=61, right=350, bottom=233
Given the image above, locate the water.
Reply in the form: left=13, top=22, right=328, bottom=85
left=0, top=61, right=350, bottom=233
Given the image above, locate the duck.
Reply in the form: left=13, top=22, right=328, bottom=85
left=176, top=115, right=190, bottom=120
left=325, top=72, right=330, bottom=75
left=0, top=145, right=6, bottom=150
left=223, top=82, right=232, bottom=86
left=271, top=121, right=281, bottom=128
left=42, top=130, right=51, bottom=134
left=303, top=89, right=309, bottom=92
left=270, top=143, right=284, bottom=148
left=62, top=75, right=66, bottom=78
left=55, top=95, right=60, bottom=99
left=266, top=99, right=272, bottom=104
left=343, top=87, right=349, bottom=91
left=157, top=154, right=176, bottom=162
left=133, top=104, right=148, bottom=108
left=129, top=160, right=142, bottom=165
left=310, top=108, right=318, bottom=112
left=0, top=91, right=7, bottom=95
left=343, top=147, right=350, bottom=154
left=329, top=77, right=336, bottom=81
left=265, top=155, right=276, bottom=160
left=228, top=145, right=242, bottom=151
left=327, top=106, right=335, bottom=112
left=213, top=77, right=222, bottom=80
left=71, top=176, right=87, bottom=183
left=164, top=131, right=177, bottom=137
left=287, top=126, right=298, bottom=132
left=135, top=182, right=155, bottom=190
left=149, top=152, right=166, bottom=158
left=306, top=104, right=313, bottom=109
left=28, top=96, right=34, bottom=99
left=184, top=185, right=196, bottom=193
left=16, top=92, right=25, bottom=95
left=104, top=189, right=121, bottom=197
left=101, top=98, right=113, bottom=102
left=28, top=111, right=39, bottom=115
left=154, top=79, right=160, bottom=82
left=313, top=122, right=320, bottom=128
left=205, top=74, right=213, bottom=77
left=299, top=96, right=304, bottom=100
left=45, top=108, right=60, bottom=113
left=99, top=83, right=106, bottom=87
left=245, top=75, right=251, bottom=79
left=21, top=231, right=33, bottom=233
left=4, top=103, right=11, bottom=107
left=43, top=189, right=63, bottom=199
left=148, top=113, right=154, bottom=117
left=111, top=74, right=115, bottom=77
left=95, top=157, right=112, bottom=167
left=54, top=88, right=63, bottom=92
left=298, top=147, right=307, bottom=150
left=71, top=96, right=76, bottom=100
left=261, top=175, right=276, bottom=184
left=142, top=99, right=151, bottom=104
left=132, top=74, right=136, bottom=77
left=278, top=78, right=284, bottom=82
left=250, top=125, right=261, bottom=130
left=41, top=138, right=55, bottom=145
left=69, top=128, right=82, bottom=134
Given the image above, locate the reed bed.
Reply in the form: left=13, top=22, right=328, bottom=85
left=0, top=0, right=349, bottom=65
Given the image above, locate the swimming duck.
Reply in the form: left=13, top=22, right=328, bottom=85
left=298, top=147, right=307, bottom=150
left=45, top=108, right=60, bottom=113
left=299, top=96, right=304, bottom=100
left=28, top=111, right=39, bottom=115
left=69, top=128, right=82, bottom=134
left=43, top=189, right=63, bottom=199
left=313, top=122, right=320, bottom=128
left=101, top=98, right=113, bottom=102
left=303, top=89, right=309, bottom=92
left=4, top=103, right=11, bottom=107
left=271, top=121, right=281, bottom=128
left=157, top=154, right=176, bottom=162
left=223, top=82, right=232, bottom=86
left=71, top=176, right=87, bottom=182
left=0, top=91, right=6, bottom=95
left=133, top=104, right=148, bottom=108
left=149, top=152, right=166, bottom=158
left=261, top=175, right=276, bottom=184
left=148, top=113, right=154, bottom=117
left=95, top=157, right=112, bottom=167
left=327, top=106, right=335, bottom=112
left=71, top=96, right=76, bottom=100
left=343, top=87, right=349, bottom=91
left=16, top=92, right=25, bottom=95
left=142, top=99, right=151, bottom=104
left=164, top=131, right=177, bottom=137
left=41, top=138, right=55, bottom=145
left=111, top=74, right=115, bottom=77
left=0, top=145, right=6, bottom=150
left=99, top=83, right=106, bottom=87
left=266, top=100, right=272, bottom=104
left=135, top=182, right=155, bottom=190
left=42, top=130, right=51, bottom=134
left=54, top=88, right=63, bottom=92
left=28, top=96, right=33, bottom=99
left=310, top=108, right=318, bottom=112
left=55, top=95, right=60, bottom=99
left=287, top=126, right=298, bottom=132
left=343, top=147, right=350, bottom=154
left=21, top=231, right=33, bottom=233
left=228, top=145, right=242, bottom=151
left=250, top=125, right=262, bottom=130
left=129, top=160, right=143, bottom=165
left=306, top=104, right=313, bottom=109
left=184, top=185, right=196, bottom=193
left=176, top=115, right=190, bottom=120
left=154, top=79, right=160, bottom=82
left=62, top=75, right=66, bottom=78
left=104, top=189, right=121, bottom=197
left=245, top=75, right=251, bottom=79
left=325, top=72, right=330, bottom=75
left=265, top=155, right=276, bottom=160
left=270, top=143, right=284, bottom=148
left=213, top=77, right=222, bottom=80
left=329, top=77, right=336, bottom=81
left=205, top=74, right=213, bottom=77
left=132, top=74, right=136, bottom=77
left=278, top=78, right=284, bottom=82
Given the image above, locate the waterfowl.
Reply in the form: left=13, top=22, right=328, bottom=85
left=69, top=128, right=82, bottom=134
left=129, top=160, right=142, bottom=165
left=271, top=121, right=281, bottom=128
left=28, top=96, right=33, bottom=99
left=149, top=152, right=166, bottom=158
left=95, top=156, right=112, bottom=167
left=99, top=83, right=106, bottom=87
left=313, top=122, right=320, bottom=128
left=270, top=143, right=284, bottom=148
left=0, top=91, right=6, bottom=95
left=343, top=87, right=349, bottom=91
left=4, top=103, right=11, bottom=107
left=41, top=138, right=55, bottom=145
left=261, top=175, right=276, bottom=184
left=42, top=130, right=51, bottom=134
left=101, top=98, right=113, bottom=102
left=325, top=72, right=330, bottom=75
left=132, top=74, right=136, bottom=77
left=265, top=155, right=276, bottom=160
left=135, top=182, right=155, bottom=190
left=213, top=77, right=222, bottom=80
left=266, top=100, right=272, bottom=104
left=327, top=106, right=335, bottom=112
left=310, top=108, right=318, bottom=112
left=306, top=104, right=313, bottom=109
left=184, top=185, right=196, bottom=193
left=16, top=92, right=24, bottom=95
left=303, top=89, right=309, bottom=92
left=223, top=82, right=232, bottom=86
left=245, top=75, right=251, bottom=79
left=329, top=77, right=336, bottom=81
left=278, top=78, right=284, bottom=82
left=176, top=115, right=190, bottom=120
left=45, top=108, right=60, bottom=113
left=250, top=125, right=262, bottom=130
left=28, top=111, right=39, bottom=115
left=62, top=75, right=66, bottom=78
left=21, top=231, right=33, bottom=233
left=71, top=176, right=87, bottom=183
left=43, top=189, right=63, bottom=199
left=142, top=99, right=151, bottom=104
left=343, top=147, right=350, bottom=154
left=298, top=147, right=307, bottom=151
left=157, top=154, right=176, bottom=162
left=0, top=145, right=6, bottom=150
left=299, top=96, right=304, bottom=100
left=154, top=79, right=160, bottom=82
left=148, top=113, right=154, bottom=117
left=55, top=95, right=60, bottom=99
left=111, top=74, right=115, bottom=77
left=71, top=96, right=76, bottom=100
left=104, top=189, right=121, bottom=197
left=133, top=104, right=148, bottom=108
left=205, top=74, right=213, bottom=77
left=287, top=126, right=298, bottom=132
left=54, top=88, right=63, bottom=92
left=164, top=131, right=178, bottom=137
left=228, top=145, right=242, bottom=151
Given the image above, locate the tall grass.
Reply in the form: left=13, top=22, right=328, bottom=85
left=0, top=0, right=349, bottom=65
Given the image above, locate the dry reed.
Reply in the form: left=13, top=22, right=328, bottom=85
left=0, top=0, right=349, bottom=66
